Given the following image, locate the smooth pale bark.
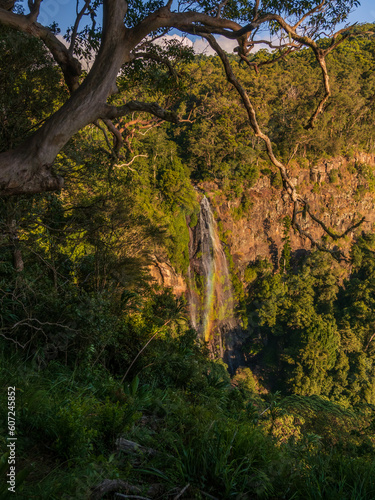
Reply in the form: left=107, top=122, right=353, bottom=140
left=0, top=0, right=355, bottom=195
left=0, top=0, right=284, bottom=195
left=0, top=0, right=128, bottom=194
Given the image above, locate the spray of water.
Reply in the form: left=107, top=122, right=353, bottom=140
left=188, top=196, right=237, bottom=361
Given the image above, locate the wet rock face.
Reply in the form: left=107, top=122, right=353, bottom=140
left=150, top=152, right=375, bottom=291
left=186, top=197, right=244, bottom=372
left=202, top=153, right=375, bottom=273
left=148, top=152, right=375, bottom=371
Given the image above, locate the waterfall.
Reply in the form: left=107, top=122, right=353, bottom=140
left=188, top=196, right=238, bottom=368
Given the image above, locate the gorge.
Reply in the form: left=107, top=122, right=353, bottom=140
left=150, top=151, right=375, bottom=372
left=2, top=18, right=375, bottom=497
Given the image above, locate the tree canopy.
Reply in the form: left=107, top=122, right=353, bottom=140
left=2, top=14, right=375, bottom=497
left=0, top=0, right=362, bottom=199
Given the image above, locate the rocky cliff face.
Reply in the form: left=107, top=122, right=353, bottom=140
left=150, top=151, right=375, bottom=303
left=148, top=152, right=375, bottom=370
left=149, top=255, right=186, bottom=295
left=187, top=196, right=245, bottom=371
left=202, top=153, right=375, bottom=274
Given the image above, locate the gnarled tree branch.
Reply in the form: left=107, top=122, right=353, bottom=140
left=0, top=7, right=82, bottom=91
left=68, top=0, right=92, bottom=56
left=0, top=0, right=360, bottom=196
left=102, top=101, right=180, bottom=123
left=201, top=33, right=364, bottom=257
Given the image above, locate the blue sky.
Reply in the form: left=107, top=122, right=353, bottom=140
left=347, top=0, right=375, bottom=25
left=31, top=0, right=374, bottom=33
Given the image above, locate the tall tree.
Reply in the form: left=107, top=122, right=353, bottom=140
left=0, top=0, right=360, bottom=200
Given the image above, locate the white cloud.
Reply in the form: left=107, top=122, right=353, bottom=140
left=153, top=33, right=238, bottom=56
left=153, top=34, right=194, bottom=49
left=56, top=33, right=68, bottom=47
left=191, top=38, right=214, bottom=55
left=193, top=35, right=238, bottom=55
left=214, top=36, right=239, bottom=54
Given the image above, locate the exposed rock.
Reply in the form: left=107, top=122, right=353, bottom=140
left=116, top=438, right=159, bottom=456
left=200, top=154, right=375, bottom=273
left=89, top=479, right=141, bottom=500
left=149, top=153, right=375, bottom=304
left=186, top=196, right=243, bottom=370
left=145, top=153, right=375, bottom=371
left=149, top=255, right=186, bottom=295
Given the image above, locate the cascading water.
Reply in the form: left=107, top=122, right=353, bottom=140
left=188, top=196, right=239, bottom=371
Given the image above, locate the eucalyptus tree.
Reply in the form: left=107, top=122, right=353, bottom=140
left=0, top=0, right=361, bottom=194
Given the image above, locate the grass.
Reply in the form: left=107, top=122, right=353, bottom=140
left=1, top=340, right=375, bottom=499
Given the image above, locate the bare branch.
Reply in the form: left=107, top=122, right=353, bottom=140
left=216, top=0, right=229, bottom=18
left=239, top=45, right=297, bottom=73
left=115, top=155, right=148, bottom=169
left=26, top=0, right=42, bottom=23
left=102, top=101, right=180, bottom=124
left=199, top=34, right=297, bottom=199
left=134, top=28, right=170, bottom=52
left=166, top=13, right=274, bottom=41
left=291, top=201, right=347, bottom=260
left=249, top=17, right=355, bottom=130
left=11, top=317, right=77, bottom=331
left=0, top=8, right=82, bottom=91
left=0, top=333, right=29, bottom=349
left=253, top=0, right=260, bottom=21
left=325, top=26, right=353, bottom=54
left=293, top=0, right=325, bottom=30
left=114, top=495, right=151, bottom=500
left=174, top=484, right=191, bottom=499
left=102, top=118, right=124, bottom=154
left=364, top=332, right=375, bottom=352
left=121, top=319, right=171, bottom=383
left=305, top=51, right=331, bottom=129
left=201, top=33, right=364, bottom=256
left=245, top=38, right=300, bottom=49
left=94, top=120, right=114, bottom=154
left=128, top=8, right=265, bottom=46
left=305, top=29, right=352, bottom=128
left=305, top=205, right=365, bottom=240
left=68, top=0, right=92, bottom=56
left=0, top=0, right=361, bottom=196
left=132, top=51, right=180, bottom=78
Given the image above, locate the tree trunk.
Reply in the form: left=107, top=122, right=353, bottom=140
left=0, top=0, right=128, bottom=195
left=9, top=220, right=24, bottom=272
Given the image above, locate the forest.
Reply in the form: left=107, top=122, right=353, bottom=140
left=1, top=0, right=375, bottom=497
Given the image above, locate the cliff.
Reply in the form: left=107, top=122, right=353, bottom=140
left=151, top=151, right=375, bottom=290
left=202, top=152, right=375, bottom=273
left=148, top=152, right=375, bottom=370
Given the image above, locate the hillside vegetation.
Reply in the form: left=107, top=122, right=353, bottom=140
left=1, top=24, right=375, bottom=499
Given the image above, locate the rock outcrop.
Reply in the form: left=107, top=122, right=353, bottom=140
left=148, top=152, right=375, bottom=369
left=149, top=255, right=186, bottom=295
left=150, top=152, right=375, bottom=294
left=202, top=153, right=375, bottom=274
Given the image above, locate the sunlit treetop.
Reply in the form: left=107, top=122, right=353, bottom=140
left=0, top=0, right=366, bottom=203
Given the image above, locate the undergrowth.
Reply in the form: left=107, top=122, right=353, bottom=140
left=1, top=331, right=375, bottom=499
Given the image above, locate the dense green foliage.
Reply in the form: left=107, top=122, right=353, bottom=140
left=164, top=29, right=375, bottom=189
left=245, top=238, right=375, bottom=404
left=1, top=23, right=375, bottom=500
